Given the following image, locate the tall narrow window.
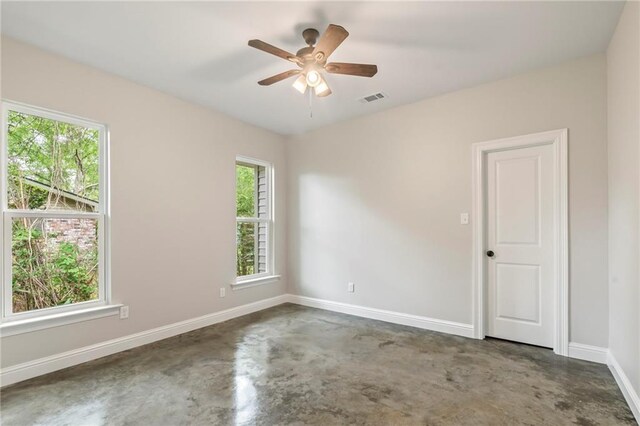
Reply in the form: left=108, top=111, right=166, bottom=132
left=1, top=102, right=109, bottom=321
left=235, top=156, right=273, bottom=282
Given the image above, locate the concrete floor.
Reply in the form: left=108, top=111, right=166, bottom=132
left=1, top=304, right=635, bottom=425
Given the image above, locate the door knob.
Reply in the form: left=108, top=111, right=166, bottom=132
left=486, top=250, right=495, bottom=258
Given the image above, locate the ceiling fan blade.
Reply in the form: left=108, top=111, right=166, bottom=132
left=324, top=62, right=378, bottom=77
left=258, top=70, right=300, bottom=86
left=312, top=24, right=349, bottom=62
left=248, top=39, right=300, bottom=64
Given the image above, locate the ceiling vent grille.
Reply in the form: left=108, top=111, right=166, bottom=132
left=359, top=92, right=387, bottom=104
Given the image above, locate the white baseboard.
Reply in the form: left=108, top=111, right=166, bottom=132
left=608, top=352, right=640, bottom=422
left=567, top=342, right=609, bottom=364
left=287, top=295, right=474, bottom=338
left=0, top=294, right=289, bottom=387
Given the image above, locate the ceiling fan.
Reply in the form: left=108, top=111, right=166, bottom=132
left=248, top=24, right=378, bottom=97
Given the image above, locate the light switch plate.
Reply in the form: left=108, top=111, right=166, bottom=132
left=460, top=213, right=469, bottom=225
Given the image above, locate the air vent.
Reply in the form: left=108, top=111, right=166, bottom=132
left=359, top=92, right=387, bottom=104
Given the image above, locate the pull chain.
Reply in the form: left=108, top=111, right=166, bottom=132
left=308, top=87, right=313, bottom=118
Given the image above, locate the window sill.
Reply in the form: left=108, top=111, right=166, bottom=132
left=0, top=304, right=122, bottom=337
left=232, top=275, right=281, bottom=290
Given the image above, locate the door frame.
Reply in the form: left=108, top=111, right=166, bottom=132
left=471, top=129, right=569, bottom=356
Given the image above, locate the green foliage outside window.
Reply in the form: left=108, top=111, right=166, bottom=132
left=236, top=164, right=256, bottom=277
left=11, top=218, right=98, bottom=312
left=236, top=164, right=255, bottom=217
left=7, top=110, right=100, bottom=313
left=8, top=111, right=99, bottom=210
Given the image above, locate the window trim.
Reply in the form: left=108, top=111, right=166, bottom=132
left=0, top=304, right=122, bottom=337
left=235, top=155, right=275, bottom=284
left=0, top=100, right=112, bottom=323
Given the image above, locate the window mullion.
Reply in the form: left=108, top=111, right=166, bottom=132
left=236, top=217, right=261, bottom=223
left=4, top=210, right=101, bottom=219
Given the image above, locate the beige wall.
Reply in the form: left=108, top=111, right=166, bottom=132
left=0, top=38, right=287, bottom=368
left=286, top=54, right=609, bottom=348
left=607, top=0, right=640, bottom=396
left=0, top=35, right=618, bottom=370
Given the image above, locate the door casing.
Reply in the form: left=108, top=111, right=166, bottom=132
left=471, top=129, right=569, bottom=356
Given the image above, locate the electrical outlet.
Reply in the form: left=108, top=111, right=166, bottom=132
left=220, top=287, right=226, bottom=298
left=119, top=306, right=129, bottom=319
left=460, top=213, right=469, bottom=225
left=348, top=282, right=355, bottom=293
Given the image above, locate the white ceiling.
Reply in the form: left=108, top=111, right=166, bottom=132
left=1, top=1, right=624, bottom=135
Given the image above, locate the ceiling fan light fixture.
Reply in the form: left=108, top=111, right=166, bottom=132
left=314, top=77, right=331, bottom=97
left=292, top=74, right=308, bottom=94
left=305, top=70, right=321, bottom=87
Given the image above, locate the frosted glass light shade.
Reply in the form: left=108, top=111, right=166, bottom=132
left=292, top=74, right=307, bottom=94
left=314, top=77, right=331, bottom=97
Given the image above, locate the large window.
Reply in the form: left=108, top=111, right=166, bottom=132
left=1, top=102, right=109, bottom=322
left=235, top=156, right=273, bottom=283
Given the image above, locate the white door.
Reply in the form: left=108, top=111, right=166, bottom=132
left=486, top=143, right=555, bottom=348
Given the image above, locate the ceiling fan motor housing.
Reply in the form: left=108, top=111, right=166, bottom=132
left=299, top=29, right=325, bottom=65
left=296, top=46, right=315, bottom=60
left=302, top=28, right=319, bottom=46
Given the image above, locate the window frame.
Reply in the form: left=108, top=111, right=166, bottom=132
left=0, top=100, right=111, bottom=323
left=235, top=155, right=275, bottom=285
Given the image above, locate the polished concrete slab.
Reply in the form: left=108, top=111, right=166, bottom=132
left=1, top=304, right=635, bottom=425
